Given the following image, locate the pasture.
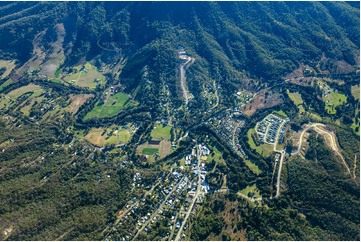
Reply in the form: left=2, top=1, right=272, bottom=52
left=151, top=124, right=172, bottom=140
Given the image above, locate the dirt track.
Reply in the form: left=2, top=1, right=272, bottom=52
left=293, top=123, right=353, bottom=179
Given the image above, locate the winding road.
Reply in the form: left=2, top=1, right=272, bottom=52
left=179, top=55, right=195, bottom=106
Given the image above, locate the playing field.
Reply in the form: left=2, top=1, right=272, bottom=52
left=142, top=147, right=158, bottom=155
left=84, top=92, right=130, bottom=120
left=151, top=124, right=172, bottom=140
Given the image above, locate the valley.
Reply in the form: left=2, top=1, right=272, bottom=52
left=0, top=1, right=359, bottom=241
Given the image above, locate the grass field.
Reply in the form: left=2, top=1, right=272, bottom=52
left=324, top=91, right=347, bottom=114
left=273, top=110, right=287, bottom=118
left=63, top=62, right=106, bottom=89
left=351, top=85, right=360, bottom=100
left=84, top=92, right=130, bottom=120
left=84, top=128, right=107, bottom=147
left=159, top=140, right=171, bottom=158
left=0, top=60, right=16, bottom=79
left=84, top=126, right=132, bottom=147
left=142, top=148, right=158, bottom=155
left=66, top=94, right=94, bottom=114
left=239, top=184, right=261, bottom=199
left=247, top=128, right=274, bottom=157
left=0, top=79, right=13, bottom=91
left=206, top=146, right=226, bottom=165
left=7, top=84, right=44, bottom=98
left=287, top=90, right=305, bottom=113
left=151, top=124, right=172, bottom=140
left=244, top=160, right=261, bottom=175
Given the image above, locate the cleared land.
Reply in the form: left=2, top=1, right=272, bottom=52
left=239, top=184, right=261, bottom=199
left=241, top=88, right=283, bottom=116
left=0, top=60, right=16, bottom=79
left=84, top=92, right=130, bottom=120
left=287, top=90, right=305, bottom=113
left=206, top=146, right=226, bottom=166
left=84, top=126, right=132, bottom=147
left=7, top=84, right=44, bottom=98
left=351, top=85, right=360, bottom=100
left=66, top=94, right=94, bottom=114
left=63, top=62, right=106, bottom=89
left=324, top=91, right=347, bottom=114
left=247, top=128, right=274, bottom=157
left=244, top=160, right=261, bottom=175
left=150, top=124, right=172, bottom=140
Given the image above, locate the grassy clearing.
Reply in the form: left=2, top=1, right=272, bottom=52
left=151, top=124, right=172, bottom=140
left=84, top=92, right=130, bottom=120
left=159, top=140, right=171, bottom=158
left=244, top=160, right=261, bottom=175
left=7, top=84, right=44, bottom=98
left=66, top=94, right=94, bottom=114
left=247, top=128, right=274, bottom=157
left=118, top=130, right=131, bottom=143
left=84, top=128, right=107, bottom=147
left=239, top=184, right=261, bottom=199
left=0, top=79, right=13, bottom=91
left=206, top=146, right=226, bottom=165
left=351, top=85, right=360, bottom=100
left=63, top=62, right=106, bottom=89
left=324, top=91, right=347, bottom=114
left=273, top=110, right=287, bottom=118
left=287, top=90, right=305, bottom=114
left=0, top=60, right=16, bottom=79
left=142, top=148, right=158, bottom=155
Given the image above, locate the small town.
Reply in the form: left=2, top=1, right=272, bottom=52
left=104, top=144, right=212, bottom=241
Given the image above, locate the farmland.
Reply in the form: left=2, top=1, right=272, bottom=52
left=66, top=94, right=94, bottom=114
left=63, top=62, right=106, bottom=89
left=84, top=125, right=134, bottom=147
left=84, top=92, right=131, bottom=120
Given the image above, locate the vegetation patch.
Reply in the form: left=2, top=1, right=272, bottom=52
left=63, top=62, right=106, bottom=89
left=247, top=128, right=274, bottom=157
left=244, top=160, right=261, bottom=175
left=150, top=124, right=172, bottom=140
left=351, top=85, right=360, bottom=100
left=287, top=90, right=305, bottom=113
left=239, top=184, right=261, bottom=199
left=84, top=92, right=132, bottom=120
left=323, top=91, right=347, bottom=114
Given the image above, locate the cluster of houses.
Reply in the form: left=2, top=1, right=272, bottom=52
left=256, top=114, right=289, bottom=144
left=208, top=110, right=247, bottom=158
left=107, top=143, right=214, bottom=241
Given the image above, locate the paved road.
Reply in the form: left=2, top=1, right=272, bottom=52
left=275, top=150, right=285, bottom=198
left=175, top=145, right=202, bottom=241
left=179, top=55, right=195, bottom=106
left=133, top=177, right=185, bottom=241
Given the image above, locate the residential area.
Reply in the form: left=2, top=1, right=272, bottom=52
left=255, top=114, right=289, bottom=145
left=104, top=144, right=212, bottom=241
